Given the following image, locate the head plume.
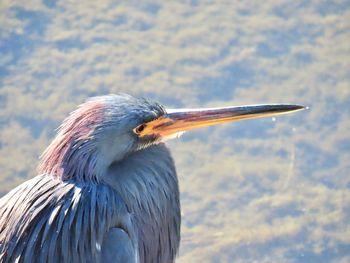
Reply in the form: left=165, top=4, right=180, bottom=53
left=38, top=98, right=105, bottom=181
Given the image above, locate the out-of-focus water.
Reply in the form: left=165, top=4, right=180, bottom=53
left=1, top=1, right=349, bottom=262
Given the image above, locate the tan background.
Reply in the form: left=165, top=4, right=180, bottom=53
left=1, top=1, right=349, bottom=262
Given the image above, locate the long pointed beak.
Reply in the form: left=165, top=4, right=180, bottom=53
left=138, top=104, right=305, bottom=138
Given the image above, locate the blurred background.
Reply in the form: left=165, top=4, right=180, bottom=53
left=1, top=1, right=349, bottom=262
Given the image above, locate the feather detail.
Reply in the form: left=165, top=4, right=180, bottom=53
left=0, top=175, right=136, bottom=263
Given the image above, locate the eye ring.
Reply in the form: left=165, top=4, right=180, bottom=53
left=134, top=123, right=146, bottom=134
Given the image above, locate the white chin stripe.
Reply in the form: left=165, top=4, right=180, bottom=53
left=161, top=131, right=185, bottom=141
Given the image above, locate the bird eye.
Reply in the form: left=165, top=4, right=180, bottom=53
left=134, top=123, right=146, bottom=134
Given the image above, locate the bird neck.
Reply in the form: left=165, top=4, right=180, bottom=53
left=103, top=143, right=179, bottom=213
left=102, top=143, right=181, bottom=262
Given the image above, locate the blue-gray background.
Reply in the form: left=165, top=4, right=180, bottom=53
left=1, top=1, right=349, bottom=262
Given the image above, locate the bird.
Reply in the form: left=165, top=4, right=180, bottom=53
left=0, top=93, right=304, bottom=263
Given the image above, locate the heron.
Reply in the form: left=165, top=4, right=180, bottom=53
left=0, top=93, right=304, bottom=263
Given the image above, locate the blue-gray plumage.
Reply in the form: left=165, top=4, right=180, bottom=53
left=0, top=94, right=304, bottom=263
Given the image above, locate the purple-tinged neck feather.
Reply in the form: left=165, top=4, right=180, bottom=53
left=38, top=100, right=105, bottom=182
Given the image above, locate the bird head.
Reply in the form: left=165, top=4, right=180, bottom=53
left=39, top=93, right=304, bottom=182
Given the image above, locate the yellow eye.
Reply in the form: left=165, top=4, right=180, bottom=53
left=134, top=123, right=146, bottom=134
